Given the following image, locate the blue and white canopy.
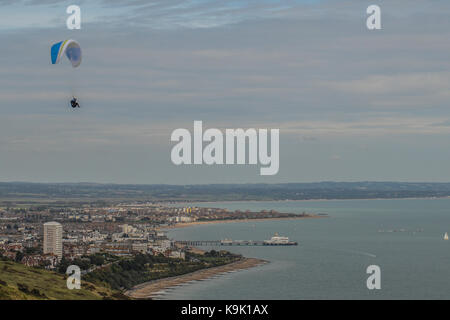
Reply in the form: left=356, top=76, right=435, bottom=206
left=51, top=40, right=82, bottom=68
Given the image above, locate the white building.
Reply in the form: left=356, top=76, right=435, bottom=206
left=169, top=216, right=194, bottom=223
left=121, top=224, right=135, bottom=234
left=43, top=221, right=63, bottom=260
left=169, top=250, right=185, bottom=260
left=132, top=242, right=148, bottom=254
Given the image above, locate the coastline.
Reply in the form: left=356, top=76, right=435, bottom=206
left=159, top=215, right=324, bottom=230
left=128, top=211, right=322, bottom=299
left=125, top=257, right=267, bottom=299
left=165, top=196, right=450, bottom=205
left=132, top=216, right=312, bottom=299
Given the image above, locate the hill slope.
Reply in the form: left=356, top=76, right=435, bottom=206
left=0, top=260, right=127, bottom=300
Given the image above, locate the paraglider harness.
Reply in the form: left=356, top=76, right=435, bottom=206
left=70, top=97, right=80, bottom=108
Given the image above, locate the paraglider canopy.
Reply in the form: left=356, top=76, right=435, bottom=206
left=51, top=39, right=82, bottom=68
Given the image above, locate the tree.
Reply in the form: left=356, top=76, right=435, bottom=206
left=89, top=254, right=105, bottom=266
left=58, top=257, right=70, bottom=273
left=15, top=251, right=24, bottom=263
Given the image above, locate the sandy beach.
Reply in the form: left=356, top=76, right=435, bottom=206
left=125, top=257, right=267, bottom=299
left=159, top=215, right=324, bottom=230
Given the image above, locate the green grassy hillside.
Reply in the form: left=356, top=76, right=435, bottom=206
left=0, top=260, right=128, bottom=300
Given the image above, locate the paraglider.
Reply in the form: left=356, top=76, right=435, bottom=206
left=70, top=97, right=80, bottom=108
left=51, top=39, right=82, bottom=68
left=50, top=39, right=82, bottom=108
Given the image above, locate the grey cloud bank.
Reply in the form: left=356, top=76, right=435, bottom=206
left=0, top=0, right=450, bottom=183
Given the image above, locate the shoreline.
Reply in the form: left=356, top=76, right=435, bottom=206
left=125, top=257, right=267, bottom=299
left=159, top=215, right=323, bottom=230
left=164, top=196, right=450, bottom=205
left=141, top=215, right=316, bottom=299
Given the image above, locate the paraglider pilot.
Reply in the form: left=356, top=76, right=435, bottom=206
left=70, top=97, right=80, bottom=108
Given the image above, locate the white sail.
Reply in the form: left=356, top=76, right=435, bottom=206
left=445, top=232, right=449, bottom=240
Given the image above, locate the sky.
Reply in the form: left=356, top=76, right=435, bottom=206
left=1, top=0, right=450, bottom=184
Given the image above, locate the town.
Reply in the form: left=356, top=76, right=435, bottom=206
left=0, top=202, right=310, bottom=270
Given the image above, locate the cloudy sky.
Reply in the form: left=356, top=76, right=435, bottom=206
left=1, top=0, right=450, bottom=184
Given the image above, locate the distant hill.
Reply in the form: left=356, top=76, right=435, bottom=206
left=1, top=181, right=450, bottom=203
left=0, top=259, right=126, bottom=300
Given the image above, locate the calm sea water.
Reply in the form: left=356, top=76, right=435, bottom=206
left=163, top=198, right=450, bottom=299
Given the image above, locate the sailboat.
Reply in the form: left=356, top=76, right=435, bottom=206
left=445, top=232, right=449, bottom=240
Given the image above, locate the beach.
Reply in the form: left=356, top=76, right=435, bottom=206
left=159, top=215, right=323, bottom=230
left=125, top=257, right=267, bottom=299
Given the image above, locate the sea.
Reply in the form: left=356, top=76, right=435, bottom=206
left=161, top=198, right=450, bottom=299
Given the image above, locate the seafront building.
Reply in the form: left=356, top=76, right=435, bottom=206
left=43, top=221, right=63, bottom=260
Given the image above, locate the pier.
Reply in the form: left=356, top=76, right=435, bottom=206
left=175, top=240, right=298, bottom=246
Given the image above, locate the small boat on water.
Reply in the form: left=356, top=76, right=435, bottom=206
left=444, top=232, right=449, bottom=240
